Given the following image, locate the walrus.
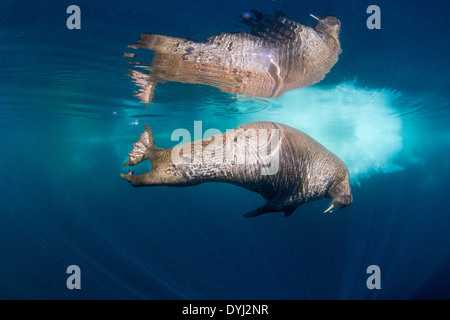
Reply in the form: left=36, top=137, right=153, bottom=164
left=120, top=122, right=352, bottom=217
left=127, top=11, right=341, bottom=103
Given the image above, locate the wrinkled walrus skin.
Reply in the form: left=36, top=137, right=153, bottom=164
left=120, top=122, right=352, bottom=217
left=128, top=11, right=341, bottom=103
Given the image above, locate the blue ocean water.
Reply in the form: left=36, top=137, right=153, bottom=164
left=0, top=0, right=449, bottom=299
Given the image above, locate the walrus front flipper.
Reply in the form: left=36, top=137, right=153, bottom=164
left=137, top=33, right=189, bottom=53
left=124, top=125, right=163, bottom=166
left=284, top=208, right=296, bottom=217
left=243, top=205, right=297, bottom=218
left=243, top=205, right=270, bottom=218
left=240, top=10, right=300, bottom=41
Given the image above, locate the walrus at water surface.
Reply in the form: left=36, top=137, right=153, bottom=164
left=128, top=11, right=341, bottom=103
left=120, top=122, right=352, bottom=217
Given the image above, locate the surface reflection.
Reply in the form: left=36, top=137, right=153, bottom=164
left=126, top=11, right=341, bottom=103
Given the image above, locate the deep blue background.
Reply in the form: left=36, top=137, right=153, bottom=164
left=0, top=0, right=449, bottom=299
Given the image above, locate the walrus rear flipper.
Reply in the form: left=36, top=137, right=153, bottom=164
left=124, top=125, right=163, bottom=166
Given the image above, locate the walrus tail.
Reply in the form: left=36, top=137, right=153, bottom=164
left=123, top=125, right=163, bottom=166
left=137, top=33, right=188, bottom=53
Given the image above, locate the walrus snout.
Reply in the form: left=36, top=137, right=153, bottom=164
left=324, top=194, right=352, bottom=213
left=332, top=194, right=353, bottom=208
left=316, top=16, right=341, bottom=39
left=324, top=177, right=352, bottom=213
left=322, top=16, right=340, bottom=27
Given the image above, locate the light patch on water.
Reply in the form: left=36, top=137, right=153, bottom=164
left=118, top=82, right=405, bottom=184
left=244, top=83, right=404, bottom=183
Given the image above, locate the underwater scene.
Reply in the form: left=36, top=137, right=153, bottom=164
left=1, top=0, right=449, bottom=300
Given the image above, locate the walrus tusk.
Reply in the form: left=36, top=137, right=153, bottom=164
left=310, top=14, right=320, bottom=21
left=324, top=203, right=335, bottom=213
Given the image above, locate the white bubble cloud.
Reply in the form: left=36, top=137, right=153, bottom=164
left=244, top=83, right=404, bottom=183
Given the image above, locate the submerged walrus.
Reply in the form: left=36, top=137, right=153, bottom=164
left=120, top=122, right=352, bottom=217
left=127, top=11, right=341, bottom=103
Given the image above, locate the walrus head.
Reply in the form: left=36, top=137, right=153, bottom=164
left=311, top=14, right=341, bottom=40
left=324, top=176, right=353, bottom=213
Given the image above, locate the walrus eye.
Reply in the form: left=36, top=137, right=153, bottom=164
left=335, top=187, right=341, bottom=194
